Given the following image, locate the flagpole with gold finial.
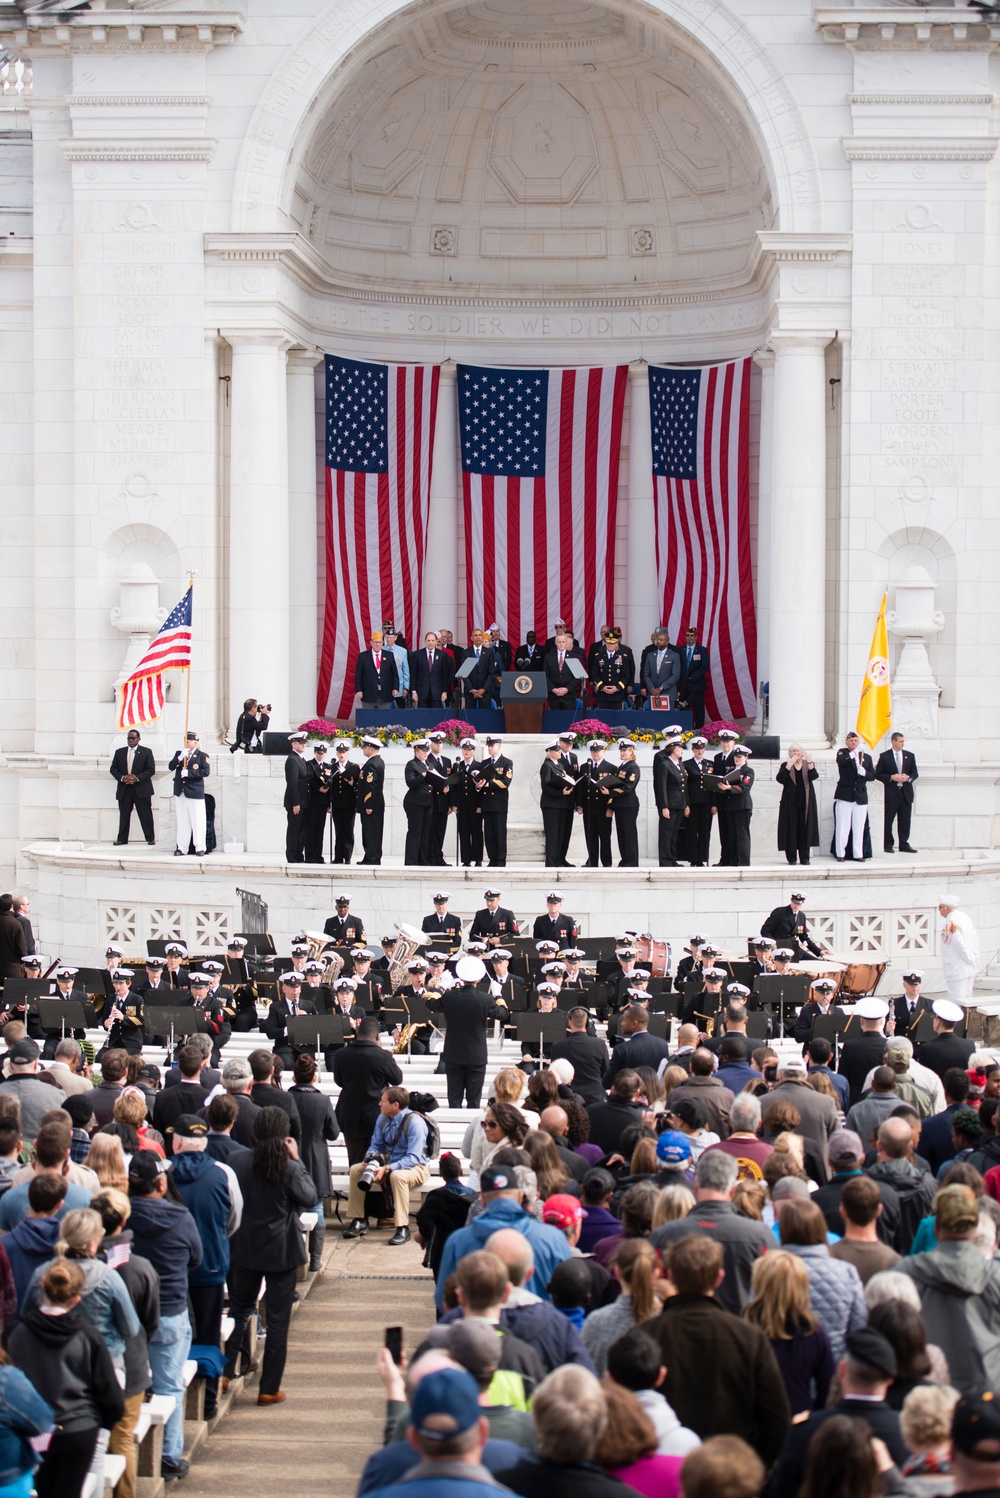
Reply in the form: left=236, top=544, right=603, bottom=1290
left=182, top=572, right=196, bottom=763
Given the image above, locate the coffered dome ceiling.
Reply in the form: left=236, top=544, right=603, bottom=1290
left=290, top=0, right=773, bottom=299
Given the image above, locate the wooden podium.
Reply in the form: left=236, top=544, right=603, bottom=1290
left=500, top=671, right=547, bottom=735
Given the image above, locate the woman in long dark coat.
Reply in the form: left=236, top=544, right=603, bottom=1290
left=289, top=1055, right=340, bottom=1271
left=776, top=746, right=819, bottom=865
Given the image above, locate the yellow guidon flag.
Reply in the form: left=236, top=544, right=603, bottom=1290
left=857, top=592, right=892, bottom=749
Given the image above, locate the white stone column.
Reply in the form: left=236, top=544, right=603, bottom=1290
left=226, top=331, right=293, bottom=729
left=423, top=361, right=460, bottom=637
left=752, top=350, right=775, bottom=732
left=768, top=331, right=833, bottom=747
left=626, top=363, right=660, bottom=650
left=286, top=350, right=323, bottom=726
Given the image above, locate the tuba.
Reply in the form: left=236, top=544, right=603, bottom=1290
left=300, top=931, right=345, bottom=986
left=388, top=922, right=430, bottom=993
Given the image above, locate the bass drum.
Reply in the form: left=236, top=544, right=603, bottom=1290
left=636, top=934, right=671, bottom=979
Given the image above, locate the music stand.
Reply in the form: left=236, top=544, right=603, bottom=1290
left=577, top=937, right=617, bottom=963
left=36, top=999, right=97, bottom=1037
left=287, top=1015, right=352, bottom=1053
left=237, top=933, right=276, bottom=956
left=722, top=960, right=756, bottom=989
left=142, top=1007, right=209, bottom=1049
left=753, top=974, right=811, bottom=1039
left=515, top=1014, right=566, bottom=1059
left=556, top=988, right=594, bottom=1013
left=911, top=1012, right=937, bottom=1045
left=1, top=978, right=54, bottom=1008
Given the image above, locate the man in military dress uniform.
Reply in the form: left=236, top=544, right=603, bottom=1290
left=711, top=729, right=740, bottom=866
left=323, top=895, right=366, bottom=949
left=426, top=731, right=454, bottom=867
left=265, top=971, right=320, bottom=1069
left=348, top=950, right=386, bottom=1016
left=469, top=889, right=518, bottom=946
left=282, top=729, right=311, bottom=864
left=653, top=736, right=688, bottom=867
left=41, top=965, right=88, bottom=1058
left=303, top=741, right=333, bottom=864
left=329, top=740, right=360, bottom=865
left=102, top=968, right=145, bottom=1056
left=163, top=943, right=190, bottom=992
left=760, top=892, right=831, bottom=959
left=683, top=735, right=714, bottom=867
left=453, top=737, right=485, bottom=868
left=168, top=730, right=210, bottom=857
left=577, top=739, right=617, bottom=868
left=892, top=969, right=931, bottom=1039
left=421, top=893, right=463, bottom=952
left=589, top=626, right=631, bottom=710
left=532, top=892, right=578, bottom=946
left=403, top=739, right=435, bottom=866
left=477, top=736, right=513, bottom=868
left=178, top=972, right=228, bottom=1064
left=357, top=737, right=385, bottom=865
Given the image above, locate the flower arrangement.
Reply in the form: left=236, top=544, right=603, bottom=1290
left=563, top=716, right=745, bottom=749
left=297, top=717, right=477, bottom=747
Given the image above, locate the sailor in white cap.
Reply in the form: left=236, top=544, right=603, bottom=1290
left=425, top=955, right=496, bottom=1112
left=891, top=969, right=930, bottom=1037
left=281, top=730, right=310, bottom=864
left=358, top=737, right=386, bottom=866
left=403, top=737, right=434, bottom=866
left=835, top=998, right=892, bottom=1107
left=937, top=897, right=981, bottom=1007
left=716, top=745, right=754, bottom=867
left=682, top=733, right=713, bottom=867
left=540, top=740, right=577, bottom=869
left=329, top=738, right=361, bottom=866
left=469, top=888, right=518, bottom=946
left=711, top=730, right=741, bottom=864
left=580, top=737, right=617, bottom=869
left=421, top=892, right=462, bottom=952
left=479, top=736, right=513, bottom=869
left=454, top=735, right=485, bottom=868
left=917, top=997, right=976, bottom=1081
left=793, top=977, right=843, bottom=1045
left=532, top=891, right=578, bottom=947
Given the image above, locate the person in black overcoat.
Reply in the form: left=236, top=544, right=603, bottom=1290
left=776, top=748, right=819, bottom=865
left=426, top=959, right=498, bottom=1109
left=330, top=1017, right=403, bottom=1164
left=289, top=1053, right=340, bottom=1270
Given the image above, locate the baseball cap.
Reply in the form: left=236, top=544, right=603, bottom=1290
left=827, top=1129, right=864, bottom=1166
left=952, top=1390, right=1000, bottom=1458
left=934, top=1183, right=980, bottom=1234
left=479, top=1166, right=518, bottom=1194
left=670, top=1096, right=705, bottom=1130
left=410, top=1367, right=482, bottom=1441
left=169, top=1114, right=209, bottom=1138
left=777, top=1057, right=807, bottom=1077
left=655, top=1130, right=692, bottom=1167
left=128, top=1152, right=171, bottom=1189
left=8, top=1039, right=39, bottom=1066
left=542, top=1194, right=584, bottom=1230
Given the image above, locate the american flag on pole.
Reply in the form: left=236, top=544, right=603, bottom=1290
left=650, top=358, right=757, bottom=720
left=117, top=583, right=192, bottom=730
left=317, top=356, right=440, bottom=718
left=458, top=364, right=627, bottom=649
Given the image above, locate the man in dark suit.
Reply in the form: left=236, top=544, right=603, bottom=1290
left=477, top=736, right=513, bottom=867
left=891, top=969, right=930, bottom=1040
left=834, top=731, right=876, bottom=861
left=515, top=632, right=543, bottom=669
left=353, top=630, right=400, bottom=708
left=543, top=630, right=579, bottom=708
left=409, top=631, right=453, bottom=707
left=678, top=627, right=710, bottom=729
left=641, top=628, right=681, bottom=707
left=283, top=730, right=311, bottom=864
left=331, top=1016, right=403, bottom=1164
left=421, top=893, right=463, bottom=951
left=357, top=738, right=386, bottom=865
left=110, top=729, right=157, bottom=845
left=168, top=730, right=210, bottom=857
left=875, top=731, right=919, bottom=853
left=469, top=889, right=518, bottom=946
left=462, top=629, right=503, bottom=711
left=603, top=1005, right=671, bottom=1085
left=551, top=1008, right=610, bottom=1107
left=532, top=893, right=578, bottom=946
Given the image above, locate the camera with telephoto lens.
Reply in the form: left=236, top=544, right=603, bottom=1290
left=357, top=1152, right=389, bottom=1192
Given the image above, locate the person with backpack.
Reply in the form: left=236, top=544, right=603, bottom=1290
left=342, top=1085, right=432, bottom=1247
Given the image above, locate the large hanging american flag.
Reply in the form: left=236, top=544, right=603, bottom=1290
left=317, top=356, right=440, bottom=718
left=650, top=358, right=757, bottom=720
left=117, top=583, right=192, bottom=729
left=458, top=364, right=627, bottom=650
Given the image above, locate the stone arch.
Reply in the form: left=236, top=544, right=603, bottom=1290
left=875, top=526, right=956, bottom=710
left=230, top=0, right=822, bottom=237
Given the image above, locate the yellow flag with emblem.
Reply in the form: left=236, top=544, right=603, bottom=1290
left=856, top=593, right=892, bottom=749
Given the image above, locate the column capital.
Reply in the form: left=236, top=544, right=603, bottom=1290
left=767, top=330, right=837, bottom=353
left=439, top=359, right=458, bottom=382
left=286, top=348, right=323, bottom=373
left=221, top=328, right=295, bottom=353
left=628, top=360, right=649, bottom=385
left=752, top=348, right=775, bottom=372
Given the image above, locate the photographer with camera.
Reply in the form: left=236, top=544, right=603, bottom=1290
left=342, top=1086, right=431, bottom=1247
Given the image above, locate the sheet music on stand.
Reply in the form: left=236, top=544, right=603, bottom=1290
left=35, top=999, right=98, bottom=1035
left=142, top=1007, right=209, bottom=1047
left=286, top=1015, right=353, bottom=1051
left=515, top=1013, right=566, bottom=1057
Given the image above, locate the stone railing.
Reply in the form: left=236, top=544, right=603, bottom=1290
left=0, top=58, right=31, bottom=96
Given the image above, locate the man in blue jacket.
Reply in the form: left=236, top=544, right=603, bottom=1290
left=127, top=1152, right=203, bottom=1482
left=169, top=1115, right=242, bottom=1420
left=435, top=1165, right=571, bottom=1312
left=342, top=1086, right=430, bottom=1247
